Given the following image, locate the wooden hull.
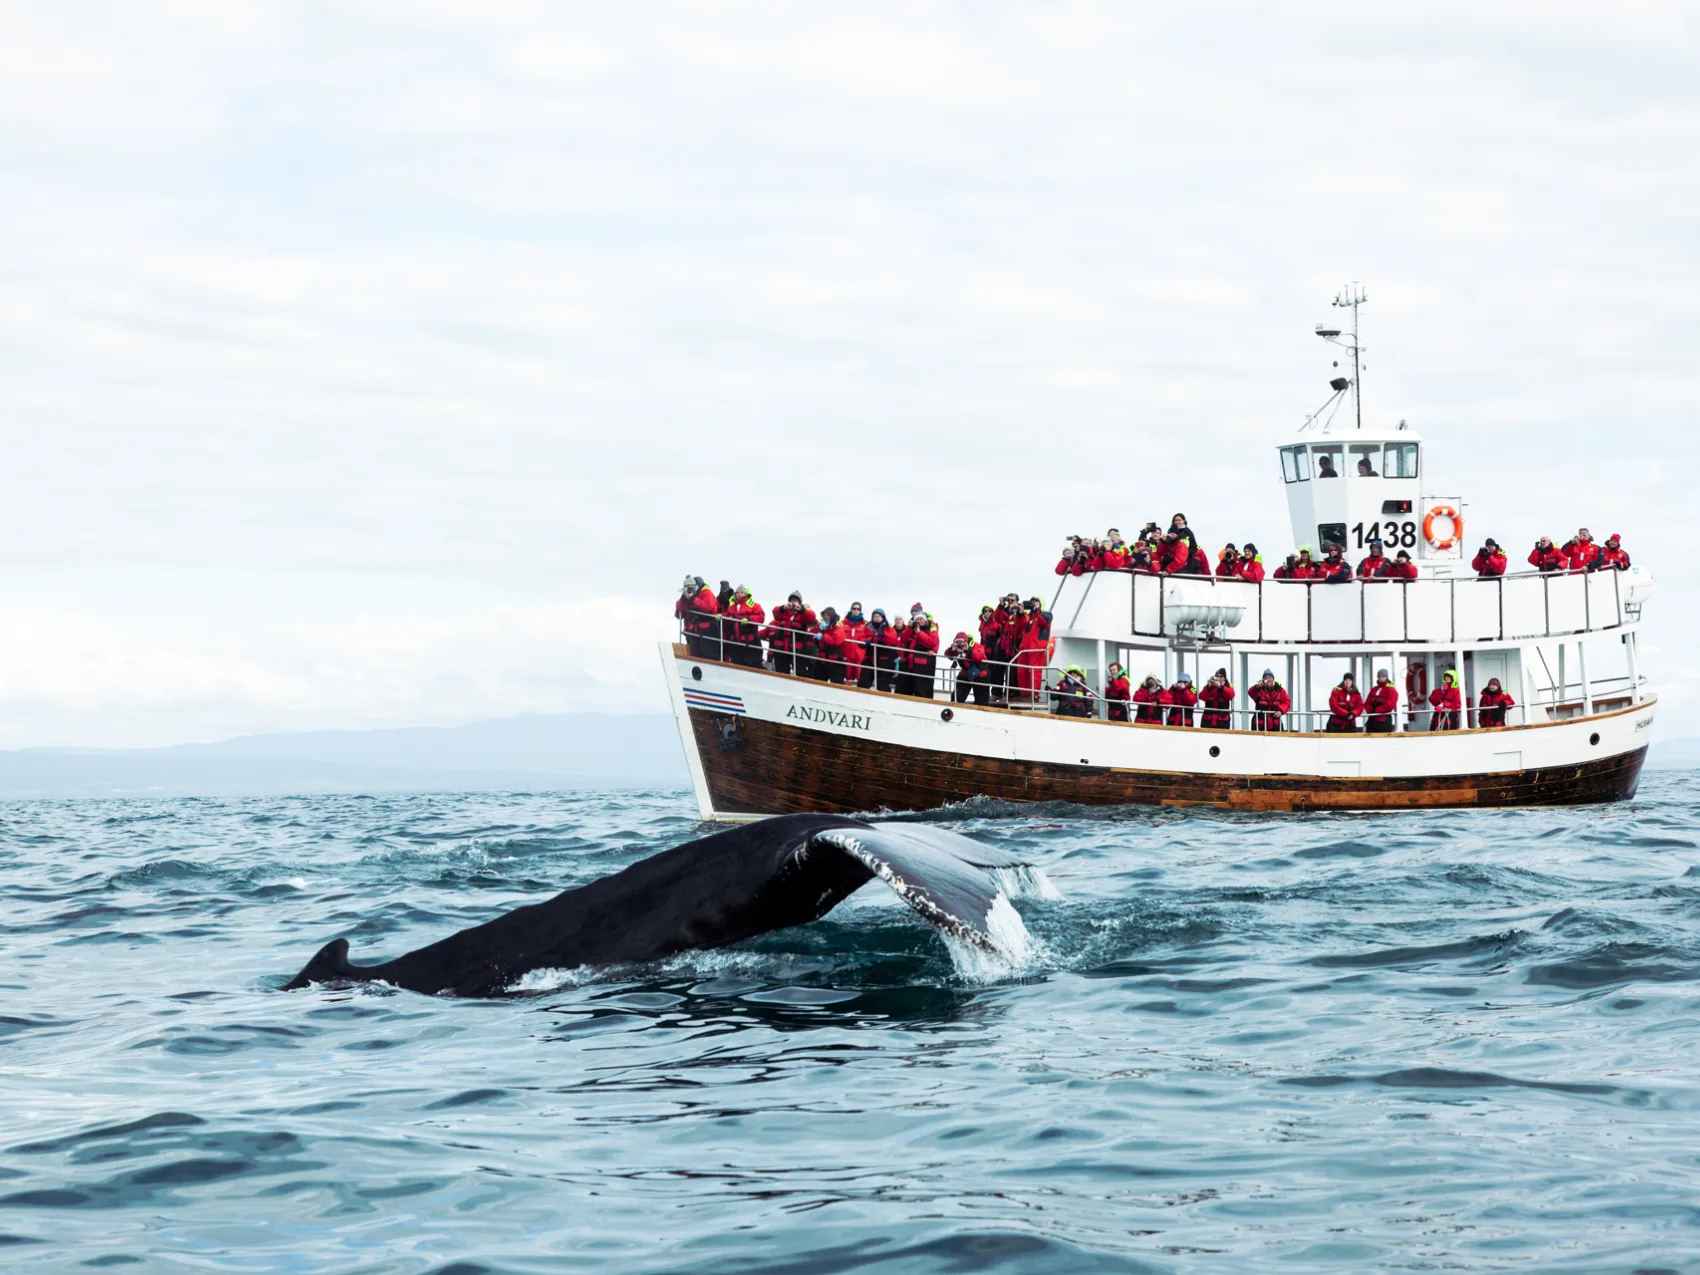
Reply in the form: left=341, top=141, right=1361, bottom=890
left=660, top=644, right=1653, bottom=818
left=686, top=706, right=1647, bottom=815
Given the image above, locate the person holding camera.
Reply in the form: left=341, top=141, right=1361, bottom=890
left=1166, top=673, right=1197, bottom=726
left=1471, top=539, right=1508, bottom=577
left=1215, top=544, right=1241, bottom=578
left=676, top=575, right=721, bottom=660
left=900, top=605, right=940, bottom=698
left=1528, top=536, right=1566, bottom=572
left=1199, top=668, right=1235, bottom=729
left=948, top=632, right=993, bottom=706
left=1013, top=598, right=1052, bottom=703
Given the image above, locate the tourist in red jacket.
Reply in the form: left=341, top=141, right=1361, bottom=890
left=1327, top=674, right=1365, bottom=732
left=1237, top=545, right=1266, bottom=584
left=977, top=605, right=1003, bottom=658
left=1055, top=541, right=1086, bottom=576
left=1378, top=550, right=1419, bottom=580
left=1129, top=541, right=1159, bottom=574
left=817, top=608, right=850, bottom=683
left=1428, top=669, right=1463, bottom=730
left=948, top=632, right=993, bottom=706
left=1249, top=670, right=1291, bottom=731
left=842, top=603, right=870, bottom=686
left=992, top=595, right=1025, bottom=703
left=1199, top=668, right=1235, bottom=729
left=1364, top=670, right=1399, bottom=732
left=901, top=605, right=940, bottom=699
left=1317, top=545, right=1353, bottom=584
left=1355, top=540, right=1389, bottom=579
left=1215, top=544, right=1241, bottom=578
left=1272, top=554, right=1299, bottom=580
left=676, top=575, right=721, bottom=660
left=1051, top=666, right=1096, bottom=718
left=1013, top=600, right=1051, bottom=703
left=1166, top=673, right=1198, bottom=726
left=1158, top=532, right=1191, bottom=575
left=1471, top=539, right=1508, bottom=577
left=1132, top=675, right=1165, bottom=724
left=1476, top=677, right=1516, bottom=727
left=865, top=608, right=903, bottom=692
left=1563, top=528, right=1600, bottom=574
left=1528, top=536, right=1566, bottom=573
left=1100, top=539, right=1130, bottom=570
left=1596, top=533, right=1630, bottom=570
left=1104, top=662, right=1131, bottom=722
left=724, top=586, right=766, bottom=667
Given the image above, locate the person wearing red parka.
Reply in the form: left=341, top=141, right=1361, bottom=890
left=1428, top=669, right=1463, bottom=730
left=1327, top=674, right=1365, bottom=732
left=1104, top=662, right=1131, bottom=722
left=724, top=585, right=766, bottom=667
left=1199, top=668, right=1235, bottom=729
left=1563, top=528, right=1600, bottom=574
left=901, top=605, right=940, bottom=699
left=1364, top=670, right=1399, bottom=733
left=1132, top=675, right=1165, bottom=724
left=1166, top=673, right=1198, bottom=726
left=1595, top=534, right=1631, bottom=571
left=1249, top=670, right=1291, bottom=731
left=1471, top=540, right=1508, bottom=577
left=1237, top=545, right=1266, bottom=584
left=1528, top=536, right=1566, bottom=573
left=1476, top=677, right=1516, bottom=727
left=1378, top=550, right=1419, bottom=580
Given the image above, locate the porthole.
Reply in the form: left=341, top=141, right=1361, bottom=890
left=1209, top=745, right=1221, bottom=758
left=1589, top=732, right=1600, bottom=746
left=691, top=666, right=703, bottom=681
left=940, top=708, right=954, bottom=722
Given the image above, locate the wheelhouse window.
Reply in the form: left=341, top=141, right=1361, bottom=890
left=1349, top=444, right=1379, bottom=477
left=1311, top=444, right=1343, bottom=479
left=1383, top=442, right=1419, bottom=478
left=1280, top=445, right=1310, bottom=483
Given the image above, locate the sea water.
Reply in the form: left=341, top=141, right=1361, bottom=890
left=3, top=780, right=1699, bottom=1273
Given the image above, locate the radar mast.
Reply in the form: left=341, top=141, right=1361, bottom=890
left=1314, top=283, right=1367, bottom=431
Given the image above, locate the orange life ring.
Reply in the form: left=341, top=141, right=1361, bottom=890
left=1423, top=505, right=1462, bottom=551
left=1406, top=662, right=1428, bottom=704
left=1046, top=637, right=1057, bottom=665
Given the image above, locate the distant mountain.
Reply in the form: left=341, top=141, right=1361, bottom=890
left=0, top=713, right=688, bottom=799
left=1646, top=737, right=1700, bottom=770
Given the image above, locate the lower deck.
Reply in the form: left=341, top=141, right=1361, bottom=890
left=662, top=644, right=1654, bottom=819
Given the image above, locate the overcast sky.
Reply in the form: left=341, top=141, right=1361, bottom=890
left=1, top=3, right=1695, bottom=747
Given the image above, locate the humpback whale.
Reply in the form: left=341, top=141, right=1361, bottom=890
left=285, top=814, right=1049, bottom=997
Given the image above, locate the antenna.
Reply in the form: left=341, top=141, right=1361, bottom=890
left=1322, top=282, right=1367, bottom=430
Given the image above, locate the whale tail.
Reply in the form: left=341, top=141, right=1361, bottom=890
left=285, top=815, right=1054, bottom=996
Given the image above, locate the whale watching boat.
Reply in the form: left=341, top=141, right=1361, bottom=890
left=661, top=287, right=1656, bottom=819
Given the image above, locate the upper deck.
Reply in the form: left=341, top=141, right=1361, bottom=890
left=1052, top=565, right=1651, bottom=650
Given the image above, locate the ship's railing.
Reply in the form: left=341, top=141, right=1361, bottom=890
left=675, top=624, right=1575, bottom=731
left=1055, top=565, right=1641, bottom=646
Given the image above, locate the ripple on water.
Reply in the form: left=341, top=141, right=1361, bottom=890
left=0, top=781, right=1698, bottom=1271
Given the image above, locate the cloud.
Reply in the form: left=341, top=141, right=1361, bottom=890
left=0, top=3, right=1694, bottom=743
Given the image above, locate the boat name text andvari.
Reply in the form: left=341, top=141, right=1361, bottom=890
left=786, top=705, right=873, bottom=731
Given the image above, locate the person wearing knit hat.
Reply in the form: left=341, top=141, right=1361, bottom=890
left=1249, top=668, right=1290, bottom=732
left=1597, top=533, right=1631, bottom=571
left=1472, top=538, right=1508, bottom=578
left=1166, top=671, right=1198, bottom=727
left=1199, top=666, right=1235, bottom=729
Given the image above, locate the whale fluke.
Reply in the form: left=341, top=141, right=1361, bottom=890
left=284, top=814, right=1051, bottom=997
